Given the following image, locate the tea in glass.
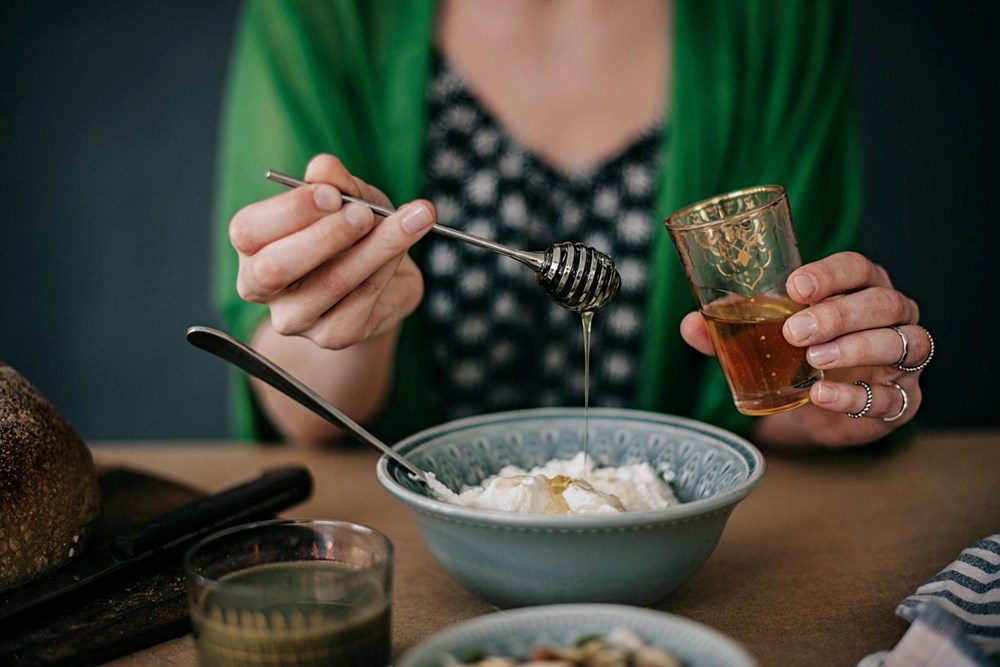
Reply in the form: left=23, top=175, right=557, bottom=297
left=666, top=186, right=820, bottom=415
left=185, top=519, right=393, bottom=667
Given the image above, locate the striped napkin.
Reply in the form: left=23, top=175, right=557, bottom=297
left=861, top=533, right=1000, bottom=666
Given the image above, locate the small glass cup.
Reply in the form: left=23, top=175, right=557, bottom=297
left=184, top=519, right=393, bottom=667
left=665, top=185, right=821, bottom=415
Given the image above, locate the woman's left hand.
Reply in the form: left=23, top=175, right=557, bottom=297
left=680, top=251, right=933, bottom=448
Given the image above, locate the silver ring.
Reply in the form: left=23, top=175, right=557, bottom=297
left=889, top=326, right=909, bottom=367
left=881, top=381, right=909, bottom=423
left=847, top=380, right=873, bottom=419
left=896, top=325, right=934, bottom=372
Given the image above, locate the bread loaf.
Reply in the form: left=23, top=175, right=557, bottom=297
left=0, top=360, right=101, bottom=590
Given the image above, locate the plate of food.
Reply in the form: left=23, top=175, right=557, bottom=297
left=397, top=603, right=756, bottom=667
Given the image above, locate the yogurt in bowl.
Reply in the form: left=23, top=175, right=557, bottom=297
left=424, top=451, right=680, bottom=514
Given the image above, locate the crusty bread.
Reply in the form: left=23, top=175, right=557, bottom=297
left=0, top=360, right=101, bottom=591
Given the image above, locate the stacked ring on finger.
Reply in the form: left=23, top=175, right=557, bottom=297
left=881, top=381, right=909, bottom=423
left=889, top=326, right=909, bottom=367
left=847, top=380, right=873, bottom=419
left=846, top=380, right=910, bottom=421
left=892, top=324, right=935, bottom=372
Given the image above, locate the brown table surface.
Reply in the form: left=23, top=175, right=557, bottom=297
left=94, top=431, right=1000, bottom=667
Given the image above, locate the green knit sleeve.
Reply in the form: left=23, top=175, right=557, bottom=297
left=745, top=0, right=863, bottom=264
left=211, top=1, right=374, bottom=439
left=212, top=1, right=437, bottom=440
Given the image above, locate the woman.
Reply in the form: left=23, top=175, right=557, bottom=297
left=214, top=0, right=932, bottom=448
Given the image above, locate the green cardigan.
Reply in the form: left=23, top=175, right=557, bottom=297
left=213, top=0, right=861, bottom=443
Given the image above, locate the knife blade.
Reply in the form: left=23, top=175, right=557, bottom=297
left=0, top=465, right=313, bottom=623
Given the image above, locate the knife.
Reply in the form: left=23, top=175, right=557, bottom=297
left=0, top=465, right=313, bottom=622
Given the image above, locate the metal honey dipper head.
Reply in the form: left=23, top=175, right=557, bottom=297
left=536, top=242, right=621, bottom=312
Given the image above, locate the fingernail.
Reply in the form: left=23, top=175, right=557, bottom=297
left=313, top=185, right=340, bottom=211
left=807, top=342, right=839, bottom=366
left=400, top=202, right=433, bottom=234
left=786, top=312, right=817, bottom=343
left=793, top=274, right=818, bottom=299
left=342, top=203, right=371, bottom=230
left=814, top=382, right=837, bottom=404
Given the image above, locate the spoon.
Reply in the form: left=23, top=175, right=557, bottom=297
left=266, top=170, right=621, bottom=312
left=185, top=325, right=428, bottom=484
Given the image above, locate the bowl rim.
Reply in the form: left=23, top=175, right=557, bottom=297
left=396, top=602, right=757, bottom=667
left=376, top=407, right=766, bottom=528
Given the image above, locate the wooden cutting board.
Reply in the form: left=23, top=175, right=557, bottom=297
left=0, top=466, right=205, bottom=666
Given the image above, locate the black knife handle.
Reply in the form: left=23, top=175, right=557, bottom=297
left=111, top=466, right=313, bottom=558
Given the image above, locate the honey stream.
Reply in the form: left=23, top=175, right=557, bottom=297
left=580, top=311, right=594, bottom=476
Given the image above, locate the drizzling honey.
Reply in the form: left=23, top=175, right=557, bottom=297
left=580, top=311, right=594, bottom=476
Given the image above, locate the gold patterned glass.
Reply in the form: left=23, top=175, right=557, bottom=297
left=665, top=185, right=821, bottom=415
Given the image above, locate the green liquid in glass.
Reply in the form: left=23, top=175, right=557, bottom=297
left=191, top=561, right=390, bottom=667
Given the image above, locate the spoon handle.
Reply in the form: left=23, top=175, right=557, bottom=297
left=185, top=326, right=427, bottom=483
left=265, top=170, right=545, bottom=271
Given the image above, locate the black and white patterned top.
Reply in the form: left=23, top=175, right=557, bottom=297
left=421, top=53, right=663, bottom=421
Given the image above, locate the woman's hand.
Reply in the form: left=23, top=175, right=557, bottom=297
left=230, top=153, right=436, bottom=350
left=227, top=154, right=437, bottom=442
left=680, top=251, right=932, bottom=448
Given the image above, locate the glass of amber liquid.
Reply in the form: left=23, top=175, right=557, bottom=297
left=665, top=185, right=821, bottom=415
left=184, top=519, right=393, bottom=667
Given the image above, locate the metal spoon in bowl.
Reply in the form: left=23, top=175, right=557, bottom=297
left=266, top=170, right=621, bottom=313
left=185, top=326, right=427, bottom=484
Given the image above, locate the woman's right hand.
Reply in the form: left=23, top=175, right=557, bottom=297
left=229, top=154, right=436, bottom=350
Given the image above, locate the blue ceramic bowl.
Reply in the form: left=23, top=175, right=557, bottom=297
left=397, top=604, right=756, bottom=667
left=376, top=408, right=764, bottom=608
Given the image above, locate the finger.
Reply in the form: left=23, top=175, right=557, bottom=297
left=804, top=323, right=930, bottom=370
left=304, top=154, right=391, bottom=207
left=309, top=201, right=434, bottom=299
left=237, top=202, right=377, bottom=300
left=679, top=311, right=715, bottom=356
left=271, top=201, right=434, bottom=331
left=270, top=251, right=407, bottom=340
left=783, top=286, right=918, bottom=347
left=787, top=251, right=892, bottom=305
left=306, top=258, right=422, bottom=349
left=230, top=185, right=347, bottom=256
left=809, top=377, right=918, bottom=423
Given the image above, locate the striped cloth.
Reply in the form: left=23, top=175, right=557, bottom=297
left=861, top=533, right=1000, bottom=666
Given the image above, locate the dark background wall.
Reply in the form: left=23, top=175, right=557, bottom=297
left=1, top=1, right=997, bottom=441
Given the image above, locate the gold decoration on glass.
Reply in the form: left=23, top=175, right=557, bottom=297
left=696, top=215, right=775, bottom=292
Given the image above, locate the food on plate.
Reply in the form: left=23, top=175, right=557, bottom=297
left=424, top=452, right=679, bottom=514
left=0, top=360, right=101, bottom=590
left=444, top=626, right=683, bottom=666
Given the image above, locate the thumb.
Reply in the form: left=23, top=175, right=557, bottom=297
left=679, top=311, right=716, bottom=356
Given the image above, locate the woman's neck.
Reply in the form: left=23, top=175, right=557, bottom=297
left=437, top=0, right=672, bottom=172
